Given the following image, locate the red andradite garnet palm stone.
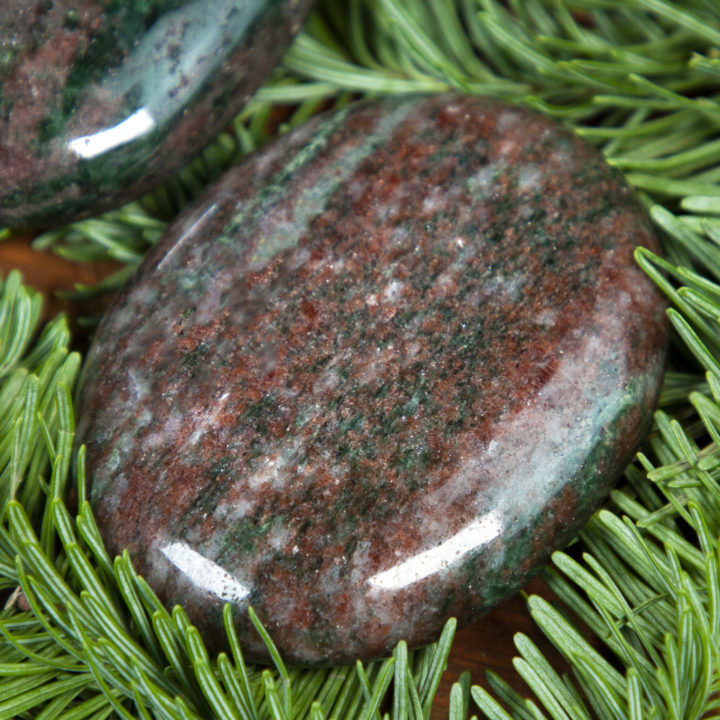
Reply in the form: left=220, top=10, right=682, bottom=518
left=0, top=0, right=315, bottom=228
left=75, top=94, right=668, bottom=665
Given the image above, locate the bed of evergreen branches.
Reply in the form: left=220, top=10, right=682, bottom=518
left=3, top=1, right=720, bottom=718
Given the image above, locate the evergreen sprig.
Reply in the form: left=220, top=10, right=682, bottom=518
left=0, top=270, right=457, bottom=719
left=4, top=0, right=720, bottom=718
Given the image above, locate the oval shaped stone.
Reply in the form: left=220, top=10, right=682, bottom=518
left=0, top=0, right=314, bottom=228
left=75, top=94, right=668, bottom=665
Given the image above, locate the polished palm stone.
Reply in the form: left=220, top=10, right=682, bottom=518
left=75, top=94, right=668, bottom=665
left=0, top=0, right=314, bottom=228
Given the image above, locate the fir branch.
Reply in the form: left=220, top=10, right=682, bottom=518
left=0, top=417, right=458, bottom=719
left=26, top=0, right=720, bottom=299
left=471, top=188, right=720, bottom=719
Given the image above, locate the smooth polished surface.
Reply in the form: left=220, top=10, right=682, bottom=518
left=76, top=94, right=668, bottom=665
left=0, top=0, right=313, bottom=228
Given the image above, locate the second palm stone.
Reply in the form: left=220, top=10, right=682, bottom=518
left=0, top=0, right=314, bottom=228
left=75, top=94, right=668, bottom=665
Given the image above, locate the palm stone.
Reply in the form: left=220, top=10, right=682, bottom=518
left=0, top=0, right=314, bottom=228
left=75, top=94, right=668, bottom=665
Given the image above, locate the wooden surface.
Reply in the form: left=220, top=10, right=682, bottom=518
left=431, top=576, right=566, bottom=719
left=0, top=236, right=121, bottom=349
left=1, top=237, right=568, bottom=718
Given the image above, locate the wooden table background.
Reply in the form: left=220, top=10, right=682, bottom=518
left=1, top=236, right=571, bottom=719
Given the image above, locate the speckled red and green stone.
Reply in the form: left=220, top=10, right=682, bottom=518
left=75, top=94, right=668, bottom=665
left=0, top=0, right=314, bottom=228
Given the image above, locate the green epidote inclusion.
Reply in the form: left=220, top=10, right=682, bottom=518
left=38, top=1, right=186, bottom=143
left=41, top=0, right=277, bottom=143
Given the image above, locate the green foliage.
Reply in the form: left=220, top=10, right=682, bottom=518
left=32, top=0, right=720, bottom=296
left=0, top=270, right=458, bottom=718
left=4, top=0, right=720, bottom=718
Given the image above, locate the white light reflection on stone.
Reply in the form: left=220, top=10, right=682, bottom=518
left=367, top=511, right=502, bottom=592
left=161, top=541, right=249, bottom=602
left=68, top=108, right=156, bottom=159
